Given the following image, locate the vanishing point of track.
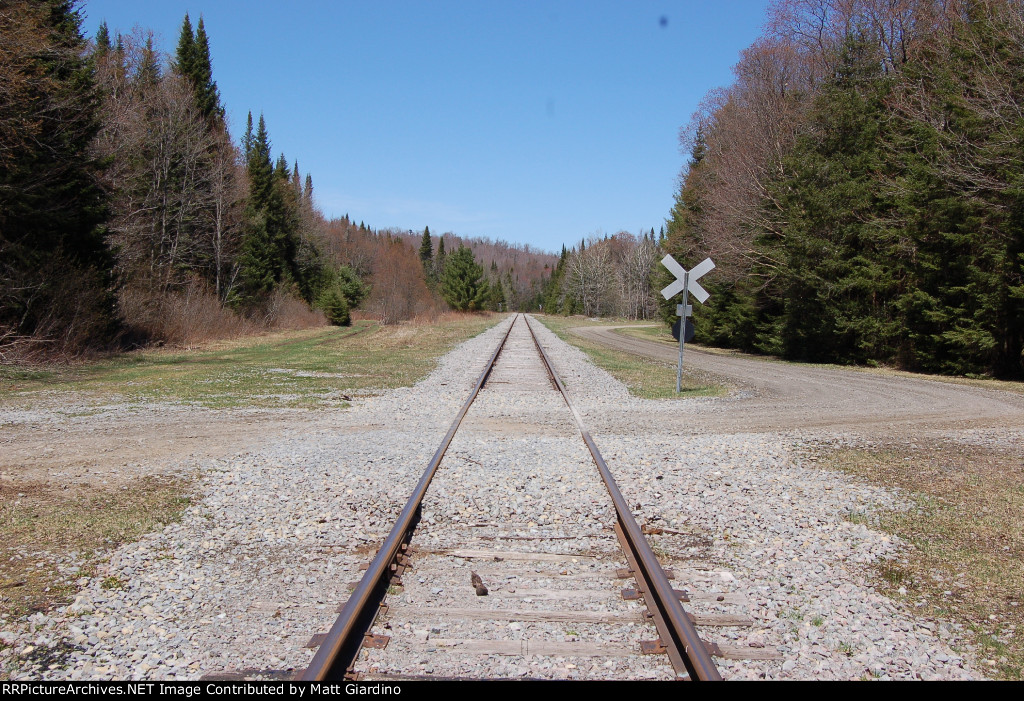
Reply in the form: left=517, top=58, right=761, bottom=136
left=300, top=314, right=757, bottom=681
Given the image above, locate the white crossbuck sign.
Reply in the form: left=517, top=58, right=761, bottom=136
left=661, top=255, right=715, bottom=304
left=660, top=255, right=715, bottom=393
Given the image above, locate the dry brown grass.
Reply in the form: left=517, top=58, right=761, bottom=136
left=827, top=441, right=1024, bottom=679
left=406, top=310, right=493, bottom=326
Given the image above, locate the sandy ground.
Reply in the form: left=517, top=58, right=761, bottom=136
left=570, top=325, right=1024, bottom=437
left=0, top=395, right=336, bottom=490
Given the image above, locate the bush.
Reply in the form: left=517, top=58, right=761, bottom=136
left=118, top=280, right=259, bottom=347
left=317, top=282, right=351, bottom=326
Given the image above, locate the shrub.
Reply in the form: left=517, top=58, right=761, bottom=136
left=317, top=283, right=351, bottom=326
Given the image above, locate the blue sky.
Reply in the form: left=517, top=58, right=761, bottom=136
left=80, top=1, right=772, bottom=253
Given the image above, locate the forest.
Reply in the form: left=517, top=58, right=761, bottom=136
left=0, top=1, right=557, bottom=361
left=7, top=1, right=1021, bottom=379
left=663, top=0, right=1024, bottom=378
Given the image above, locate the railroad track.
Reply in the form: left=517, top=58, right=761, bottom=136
left=299, top=314, right=778, bottom=681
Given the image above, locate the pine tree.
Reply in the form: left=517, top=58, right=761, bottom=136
left=441, top=245, right=489, bottom=311
left=174, top=13, right=197, bottom=79
left=95, top=21, right=111, bottom=55
left=242, top=112, right=254, bottom=162
left=248, top=115, right=274, bottom=208
left=316, top=266, right=367, bottom=326
left=435, top=235, right=446, bottom=279
left=0, top=0, right=116, bottom=352
left=234, top=114, right=279, bottom=302
left=770, top=35, right=907, bottom=365
left=896, top=8, right=1024, bottom=377
left=137, top=34, right=160, bottom=87
left=173, top=14, right=223, bottom=120
left=419, top=226, right=434, bottom=279
left=192, top=17, right=223, bottom=119
left=488, top=260, right=506, bottom=311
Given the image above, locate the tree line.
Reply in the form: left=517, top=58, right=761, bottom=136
left=0, top=1, right=559, bottom=360
left=541, top=230, right=662, bottom=320
left=665, top=0, right=1024, bottom=378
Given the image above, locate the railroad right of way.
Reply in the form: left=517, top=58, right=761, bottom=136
left=0, top=314, right=979, bottom=681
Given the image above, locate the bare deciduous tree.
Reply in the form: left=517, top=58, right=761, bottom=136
left=94, top=34, right=219, bottom=295
left=614, top=233, right=658, bottom=320
left=565, top=237, right=615, bottom=317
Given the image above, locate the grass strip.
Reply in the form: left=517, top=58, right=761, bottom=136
left=0, top=313, right=501, bottom=409
left=535, top=315, right=723, bottom=399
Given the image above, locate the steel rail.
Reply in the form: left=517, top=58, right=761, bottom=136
left=299, top=314, right=518, bottom=681
left=522, top=314, right=722, bottom=681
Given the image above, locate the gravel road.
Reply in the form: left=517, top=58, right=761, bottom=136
left=569, top=324, right=1024, bottom=436
left=0, top=314, right=1006, bottom=680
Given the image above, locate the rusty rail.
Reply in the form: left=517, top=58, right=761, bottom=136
left=299, top=314, right=518, bottom=681
left=522, top=314, right=722, bottom=681
left=301, top=312, right=720, bottom=681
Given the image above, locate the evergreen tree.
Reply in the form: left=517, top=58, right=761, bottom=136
left=487, top=261, right=506, bottom=311
left=897, top=8, right=1024, bottom=376
left=0, top=0, right=116, bottom=352
left=241, top=111, right=253, bottom=161
left=234, top=214, right=276, bottom=300
left=95, top=21, right=111, bottom=55
left=248, top=115, right=273, bottom=208
left=772, top=36, right=904, bottom=364
left=234, top=114, right=279, bottom=302
left=435, top=235, right=447, bottom=279
left=174, top=13, right=197, bottom=78
left=137, top=34, right=160, bottom=87
left=192, top=17, right=223, bottom=119
left=173, top=14, right=223, bottom=120
left=419, top=226, right=434, bottom=279
left=316, top=265, right=368, bottom=325
left=317, top=283, right=351, bottom=326
left=441, top=245, right=489, bottom=311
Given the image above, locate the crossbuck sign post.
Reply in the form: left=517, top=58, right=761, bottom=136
left=661, top=255, right=715, bottom=393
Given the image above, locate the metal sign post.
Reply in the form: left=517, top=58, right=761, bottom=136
left=675, top=277, right=689, bottom=394
left=661, top=255, right=715, bottom=393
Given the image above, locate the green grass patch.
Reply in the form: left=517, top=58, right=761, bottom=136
left=0, top=314, right=501, bottom=409
left=614, top=324, right=678, bottom=346
left=535, top=315, right=723, bottom=399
